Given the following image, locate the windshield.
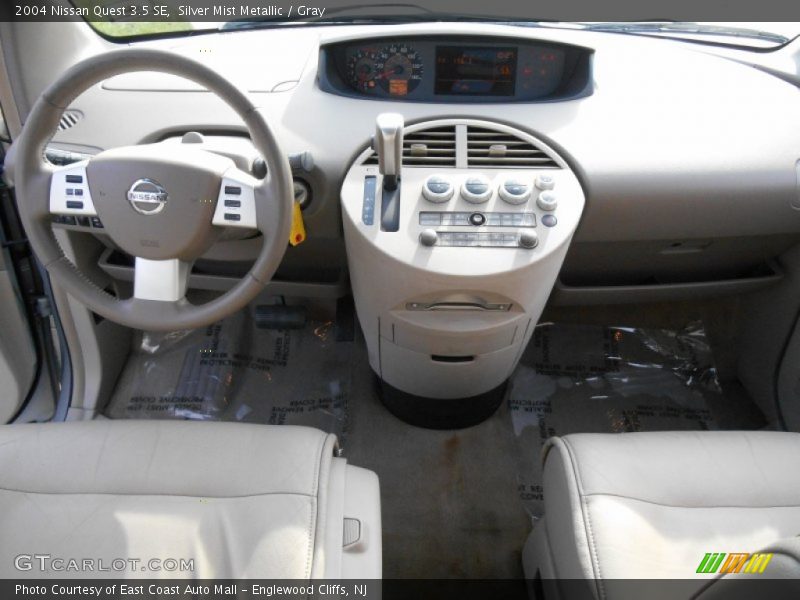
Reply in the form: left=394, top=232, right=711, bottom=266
left=69, top=1, right=798, bottom=49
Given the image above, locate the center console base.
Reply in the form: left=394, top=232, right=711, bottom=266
left=378, top=377, right=508, bottom=430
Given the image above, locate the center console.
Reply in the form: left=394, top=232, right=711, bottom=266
left=341, top=116, right=585, bottom=427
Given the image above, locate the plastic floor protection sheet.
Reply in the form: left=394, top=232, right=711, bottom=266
left=509, top=322, right=721, bottom=518
left=105, top=308, right=352, bottom=444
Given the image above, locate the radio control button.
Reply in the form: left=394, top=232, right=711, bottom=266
left=469, top=212, right=486, bottom=226
left=422, top=175, right=454, bottom=203
left=419, top=229, right=439, bottom=247
left=461, top=175, right=492, bottom=204
left=518, top=230, right=539, bottom=249
left=499, top=178, right=532, bottom=205
left=541, top=214, right=557, bottom=228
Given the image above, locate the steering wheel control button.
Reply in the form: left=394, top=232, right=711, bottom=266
left=542, top=214, right=558, bottom=228
left=499, top=179, right=532, bottom=205
left=461, top=175, right=492, bottom=204
left=469, top=212, right=486, bottom=226
left=518, top=230, right=539, bottom=249
left=213, top=173, right=258, bottom=229
left=535, top=174, right=556, bottom=191
left=422, top=175, right=454, bottom=203
left=536, top=191, right=558, bottom=212
left=419, top=229, right=439, bottom=247
left=49, top=164, right=98, bottom=216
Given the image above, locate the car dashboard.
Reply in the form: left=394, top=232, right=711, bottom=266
left=38, top=21, right=800, bottom=306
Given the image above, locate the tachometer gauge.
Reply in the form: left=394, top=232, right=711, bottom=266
left=376, top=45, right=423, bottom=96
left=347, top=49, right=380, bottom=93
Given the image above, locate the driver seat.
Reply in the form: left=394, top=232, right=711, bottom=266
left=0, top=420, right=381, bottom=578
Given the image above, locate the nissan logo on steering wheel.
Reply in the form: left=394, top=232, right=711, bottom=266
left=127, top=178, right=169, bottom=215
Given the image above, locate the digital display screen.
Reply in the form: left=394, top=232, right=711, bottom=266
left=435, top=46, right=517, bottom=96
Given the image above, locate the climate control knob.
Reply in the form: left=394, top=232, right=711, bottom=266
left=460, top=175, right=492, bottom=204
left=422, top=175, right=454, bottom=203
left=419, top=229, right=439, bottom=247
left=499, top=178, right=532, bottom=205
left=518, top=230, right=539, bottom=249
left=536, top=191, right=558, bottom=212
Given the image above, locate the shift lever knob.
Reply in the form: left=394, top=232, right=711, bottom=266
left=374, top=113, right=404, bottom=191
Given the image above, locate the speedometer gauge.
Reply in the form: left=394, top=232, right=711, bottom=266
left=376, top=45, right=423, bottom=96
left=347, top=50, right=379, bottom=93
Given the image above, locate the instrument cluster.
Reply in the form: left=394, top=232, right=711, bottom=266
left=321, top=36, right=593, bottom=103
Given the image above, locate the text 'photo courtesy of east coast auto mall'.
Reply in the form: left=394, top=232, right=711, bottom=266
left=1, top=0, right=800, bottom=600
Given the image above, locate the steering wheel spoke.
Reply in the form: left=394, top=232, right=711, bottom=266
left=212, top=167, right=259, bottom=230
left=49, top=161, right=98, bottom=218
left=133, top=257, right=191, bottom=302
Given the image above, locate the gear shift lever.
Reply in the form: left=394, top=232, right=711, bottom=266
left=375, top=113, right=404, bottom=191
left=374, top=113, right=404, bottom=231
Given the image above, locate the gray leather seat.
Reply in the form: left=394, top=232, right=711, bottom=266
left=0, top=420, right=381, bottom=578
left=523, top=431, right=800, bottom=598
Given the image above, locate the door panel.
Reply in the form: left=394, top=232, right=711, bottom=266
left=0, top=248, right=35, bottom=422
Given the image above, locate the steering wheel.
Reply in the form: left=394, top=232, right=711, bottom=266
left=11, top=48, right=293, bottom=331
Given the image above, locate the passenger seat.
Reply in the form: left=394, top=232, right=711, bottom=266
left=523, top=431, right=800, bottom=598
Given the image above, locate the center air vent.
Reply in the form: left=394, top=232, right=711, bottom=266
left=360, top=120, right=563, bottom=170
left=466, top=126, right=558, bottom=168
left=363, top=125, right=457, bottom=167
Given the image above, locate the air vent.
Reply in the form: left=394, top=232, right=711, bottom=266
left=57, top=110, right=83, bottom=131
left=467, top=126, right=558, bottom=168
left=363, top=125, right=457, bottom=167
